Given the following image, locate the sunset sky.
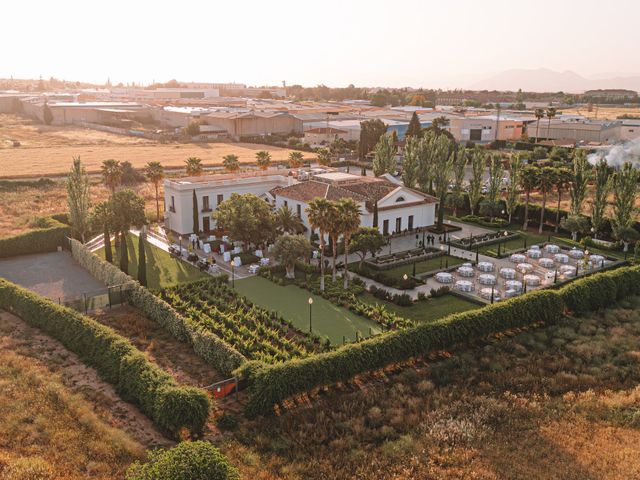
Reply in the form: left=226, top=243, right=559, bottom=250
left=3, top=0, right=639, bottom=89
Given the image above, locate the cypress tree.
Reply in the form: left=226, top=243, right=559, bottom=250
left=137, top=230, right=147, bottom=287
left=406, top=111, right=422, bottom=138
left=120, top=231, right=128, bottom=274
left=104, top=223, right=113, bottom=263
left=373, top=202, right=379, bottom=228
left=192, top=189, right=200, bottom=234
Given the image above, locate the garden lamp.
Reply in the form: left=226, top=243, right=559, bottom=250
left=308, top=297, right=313, bottom=333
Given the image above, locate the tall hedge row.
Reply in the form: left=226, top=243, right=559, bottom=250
left=0, top=217, right=70, bottom=258
left=241, top=289, right=563, bottom=417
left=69, top=238, right=247, bottom=376
left=0, top=278, right=209, bottom=437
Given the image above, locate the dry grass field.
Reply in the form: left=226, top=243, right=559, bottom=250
left=562, top=106, right=640, bottom=120
left=0, top=114, right=313, bottom=178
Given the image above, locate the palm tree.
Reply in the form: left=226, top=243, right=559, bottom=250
left=336, top=199, right=361, bottom=289
left=325, top=203, right=343, bottom=282
left=545, top=107, right=557, bottom=140
left=521, top=166, right=539, bottom=230
left=306, top=198, right=333, bottom=291
left=185, top=157, right=203, bottom=176
left=538, top=166, right=555, bottom=234
left=275, top=205, right=304, bottom=234
left=144, top=161, right=164, bottom=222
left=288, top=151, right=304, bottom=168
left=553, top=167, right=571, bottom=232
left=101, top=159, right=122, bottom=196
left=223, top=154, right=240, bottom=172
left=255, top=151, right=271, bottom=170
left=534, top=108, right=545, bottom=142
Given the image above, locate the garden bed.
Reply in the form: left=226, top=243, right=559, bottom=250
left=449, top=229, right=519, bottom=250
left=364, top=247, right=441, bottom=271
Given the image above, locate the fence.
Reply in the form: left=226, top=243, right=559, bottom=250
left=58, top=283, right=131, bottom=314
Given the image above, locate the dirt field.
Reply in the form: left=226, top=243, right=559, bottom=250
left=0, top=113, right=314, bottom=178
left=562, top=106, right=640, bottom=120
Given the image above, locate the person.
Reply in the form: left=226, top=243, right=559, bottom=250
left=438, top=235, right=442, bottom=244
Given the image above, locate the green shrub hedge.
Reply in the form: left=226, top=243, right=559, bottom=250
left=0, top=216, right=70, bottom=258
left=240, top=289, right=563, bottom=416
left=0, top=278, right=210, bottom=437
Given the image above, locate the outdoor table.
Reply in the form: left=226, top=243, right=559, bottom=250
left=457, top=266, right=474, bottom=277
left=530, top=245, right=541, bottom=250
left=462, top=262, right=473, bottom=268
left=554, top=253, right=569, bottom=264
left=260, top=257, right=270, bottom=266
left=559, top=265, right=576, bottom=276
left=435, top=272, right=454, bottom=284
left=223, top=251, right=231, bottom=262
left=478, top=273, right=496, bottom=285
left=569, top=248, right=584, bottom=259
left=254, top=249, right=263, bottom=258
left=545, top=244, right=561, bottom=254
left=517, top=262, right=534, bottom=273
left=500, top=267, right=516, bottom=279
left=232, top=256, right=242, bottom=267
left=479, top=287, right=500, bottom=301
left=527, top=249, right=542, bottom=259
left=590, top=254, right=605, bottom=267
left=208, top=264, right=219, bottom=274
left=523, top=274, right=541, bottom=286
left=232, top=246, right=242, bottom=254
left=248, top=264, right=260, bottom=274
left=504, top=288, right=519, bottom=298
left=539, top=258, right=555, bottom=268
left=202, top=243, right=211, bottom=254
left=222, top=235, right=229, bottom=242
left=510, top=253, right=526, bottom=263
left=477, top=261, right=494, bottom=272
left=505, top=280, right=523, bottom=292
left=455, top=280, right=473, bottom=292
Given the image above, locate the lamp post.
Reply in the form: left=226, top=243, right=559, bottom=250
left=475, top=245, right=479, bottom=263
left=178, top=235, right=183, bottom=257
left=412, top=261, right=416, bottom=277
left=422, top=230, right=426, bottom=248
left=490, top=285, right=495, bottom=304
left=439, top=244, right=445, bottom=269
left=402, top=274, right=408, bottom=295
left=231, top=263, right=235, bottom=288
left=308, top=297, right=313, bottom=333
left=554, top=268, right=558, bottom=284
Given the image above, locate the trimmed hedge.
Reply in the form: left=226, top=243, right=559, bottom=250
left=0, top=278, right=209, bottom=437
left=0, top=217, right=71, bottom=258
left=69, top=238, right=247, bottom=376
left=240, top=289, right=563, bottom=416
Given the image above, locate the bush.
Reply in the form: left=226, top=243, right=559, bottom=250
left=459, top=215, right=509, bottom=228
left=0, top=216, right=70, bottom=258
left=0, top=278, right=210, bottom=438
left=216, top=413, right=239, bottom=430
left=126, top=441, right=239, bottom=480
left=235, top=252, right=259, bottom=265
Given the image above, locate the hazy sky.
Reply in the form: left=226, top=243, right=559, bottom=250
left=3, top=0, right=639, bottom=89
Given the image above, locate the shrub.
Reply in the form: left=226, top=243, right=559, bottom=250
left=126, top=441, right=239, bottom=480
left=0, top=216, right=70, bottom=258
left=216, top=413, right=239, bottom=430
left=235, top=252, right=259, bottom=265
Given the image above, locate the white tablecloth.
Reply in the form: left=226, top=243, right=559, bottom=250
left=527, top=249, right=542, bottom=259
left=223, top=251, right=231, bottom=262
left=569, top=248, right=584, bottom=259
left=545, top=244, right=560, bottom=253
left=457, top=266, right=474, bottom=277
left=202, top=243, right=211, bottom=254
left=248, top=264, right=260, bottom=274
left=479, top=273, right=496, bottom=285
left=539, top=258, right=554, bottom=268
left=590, top=254, right=605, bottom=267
left=455, top=280, right=473, bottom=292
left=559, top=265, right=576, bottom=276
left=435, top=272, right=454, bottom=283
left=517, top=262, right=534, bottom=273
left=500, top=267, right=516, bottom=279
left=554, top=253, right=569, bottom=264
left=477, top=261, right=494, bottom=272
left=524, top=274, right=541, bottom=286
left=232, top=256, right=242, bottom=267
left=505, top=280, right=523, bottom=292
left=260, top=257, right=270, bottom=266
left=479, top=287, right=500, bottom=301
left=510, top=254, right=526, bottom=263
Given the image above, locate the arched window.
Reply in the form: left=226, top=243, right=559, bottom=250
left=395, top=196, right=405, bottom=202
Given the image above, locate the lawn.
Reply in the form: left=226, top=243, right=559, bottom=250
left=97, top=233, right=208, bottom=290
left=233, top=276, right=382, bottom=345
left=353, top=255, right=466, bottom=281
left=361, top=293, right=480, bottom=324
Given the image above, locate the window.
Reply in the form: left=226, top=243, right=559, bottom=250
left=170, top=195, right=176, bottom=213
left=395, top=217, right=402, bottom=233
left=202, top=195, right=211, bottom=212
left=284, top=200, right=288, bottom=208
left=296, top=204, right=301, bottom=217
left=408, top=215, right=414, bottom=230
left=217, top=194, right=224, bottom=205
left=383, top=219, right=389, bottom=235
left=203, top=217, right=210, bottom=232
left=396, top=196, right=406, bottom=203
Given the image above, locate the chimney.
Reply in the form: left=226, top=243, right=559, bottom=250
left=287, top=171, right=293, bottom=186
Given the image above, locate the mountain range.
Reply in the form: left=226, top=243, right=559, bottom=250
left=469, top=68, right=640, bottom=93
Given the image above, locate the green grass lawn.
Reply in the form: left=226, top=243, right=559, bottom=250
left=233, top=276, right=381, bottom=345
left=353, top=255, right=466, bottom=281
left=361, top=293, right=479, bottom=324
left=97, top=233, right=208, bottom=290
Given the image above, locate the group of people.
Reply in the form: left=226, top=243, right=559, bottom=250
left=422, top=234, right=442, bottom=246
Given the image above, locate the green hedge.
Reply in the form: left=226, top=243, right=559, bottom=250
left=0, top=278, right=210, bottom=437
left=0, top=217, right=71, bottom=258
left=240, top=289, right=563, bottom=417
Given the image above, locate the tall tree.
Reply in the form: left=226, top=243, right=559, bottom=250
left=569, top=149, right=590, bottom=217
left=325, top=202, right=343, bottom=282
left=316, top=147, right=332, bottom=166
left=185, top=156, right=203, bottom=176
left=553, top=167, right=572, bottom=232
left=534, top=108, right=545, bottom=141
left=336, top=199, right=361, bottom=288
left=67, top=156, right=91, bottom=243
left=111, top=190, right=146, bottom=275
left=288, top=151, right=304, bottom=168
left=416, top=134, right=433, bottom=193
left=272, top=235, right=312, bottom=279
left=401, top=135, right=420, bottom=188
left=137, top=228, right=147, bottom=287
left=358, top=119, right=387, bottom=161
left=222, top=154, right=240, bottom=172
left=449, top=148, right=468, bottom=217
left=350, top=227, right=385, bottom=268
left=545, top=107, right=557, bottom=139
left=373, top=133, right=395, bottom=176
left=255, top=150, right=271, bottom=170
left=430, top=135, right=456, bottom=230
left=537, top=166, right=556, bottom=233
left=274, top=205, right=304, bottom=235
left=468, top=149, right=485, bottom=216
left=144, top=161, right=164, bottom=222
left=192, top=189, right=200, bottom=235
left=505, top=154, right=523, bottom=223
left=101, top=159, right=122, bottom=196
left=611, top=162, right=640, bottom=251
left=591, top=158, right=613, bottom=239
left=91, top=201, right=114, bottom=263
left=213, top=193, right=275, bottom=250
left=306, top=198, right=333, bottom=291
left=521, top=166, right=540, bottom=230
left=405, top=111, right=422, bottom=138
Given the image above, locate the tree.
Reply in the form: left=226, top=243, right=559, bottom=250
left=185, top=121, right=200, bottom=137
left=486, top=154, right=505, bottom=220
left=358, top=119, right=387, bottom=160
left=126, top=441, right=239, bottom=480
left=448, top=148, right=468, bottom=217
left=405, top=111, right=422, bottom=138
left=611, top=162, right=640, bottom=251
left=274, top=205, right=304, bottom=235
left=316, top=148, right=332, bottom=166
left=288, top=151, right=304, bottom=168
left=213, top=194, right=274, bottom=250
left=111, top=190, right=146, bottom=275
left=545, top=107, right=557, bottom=139
left=222, top=154, right=240, bottom=173
left=373, top=133, right=396, bottom=176
left=537, top=166, right=556, bottom=233
left=569, top=149, right=590, bottom=216
left=144, top=161, right=165, bottom=222
left=336, top=199, right=361, bottom=288
left=121, top=161, right=145, bottom=185
left=553, top=167, right=572, bottom=232
left=372, top=201, right=379, bottom=228
left=306, top=198, right=333, bottom=291
left=430, top=135, right=456, bottom=229
left=91, top=201, right=114, bottom=263
left=401, top=135, right=420, bottom=188
left=138, top=228, right=147, bottom=287
left=521, top=166, right=540, bottom=230
left=43, top=101, right=53, bottom=125
left=591, top=158, right=613, bottom=238
left=350, top=227, right=384, bottom=268
left=416, top=135, right=433, bottom=193
left=192, top=189, right=199, bottom=235
left=272, top=235, right=312, bottom=279
left=255, top=150, right=271, bottom=170
left=534, top=108, right=545, bottom=141
left=468, top=149, right=485, bottom=216
left=185, top=157, right=203, bottom=176
left=101, top=159, right=122, bottom=196
left=67, top=156, right=91, bottom=243
left=560, top=214, right=589, bottom=241
left=505, top=154, right=523, bottom=223
left=325, top=202, right=343, bottom=282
